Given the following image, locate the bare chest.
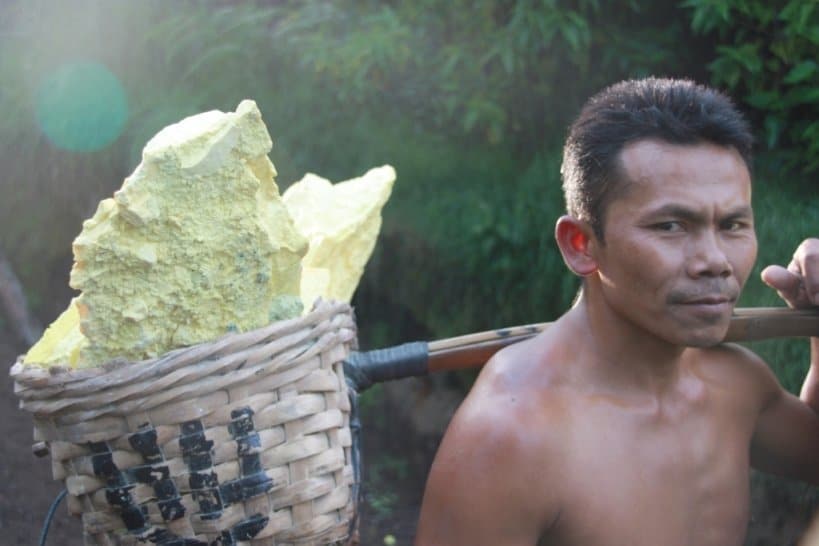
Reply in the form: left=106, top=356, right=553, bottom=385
left=545, top=396, right=755, bottom=546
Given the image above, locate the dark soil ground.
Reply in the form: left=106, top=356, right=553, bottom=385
left=2, top=329, right=818, bottom=546
left=1, top=333, right=84, bottom=545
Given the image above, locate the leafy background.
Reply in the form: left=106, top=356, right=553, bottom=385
left=0, top=1, right=817, bottom=544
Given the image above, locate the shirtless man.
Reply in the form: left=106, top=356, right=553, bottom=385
left=415, top=78, right=819, bottom=545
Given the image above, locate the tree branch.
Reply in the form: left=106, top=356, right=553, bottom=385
left=0, top=249, right=43, bottom=347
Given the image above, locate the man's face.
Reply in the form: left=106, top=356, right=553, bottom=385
left=592, top=139, right=757, bottom=347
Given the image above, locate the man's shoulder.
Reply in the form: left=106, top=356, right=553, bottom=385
left=450, top=333, right=576, bottom=452
left=429, top=337, right=572, bottom=510
left=480, top=323, right=577, bottom=389
left=418, top=336, right=568, bottom=543
left=687, top=342, right=780, bottom=404
left=689, top=342, right=771, bottom=377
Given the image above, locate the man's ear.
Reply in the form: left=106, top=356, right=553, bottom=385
left=555, top=215, right=598, bottom=276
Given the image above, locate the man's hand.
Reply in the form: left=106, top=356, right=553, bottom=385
left=761, top=238, right=819, bottom=308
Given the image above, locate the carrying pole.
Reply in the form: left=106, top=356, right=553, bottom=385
left=344, top=307, right=819, bottom=391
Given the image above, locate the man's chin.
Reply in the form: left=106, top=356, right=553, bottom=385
left=679, top=324, right=732, bottom=348
left=683, top=336, right=725, bottom=348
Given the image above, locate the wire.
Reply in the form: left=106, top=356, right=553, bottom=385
left=38, top=488, right=67, bottom=546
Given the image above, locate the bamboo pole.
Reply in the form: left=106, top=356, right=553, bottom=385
left=426, top=307, right=819, bottom=373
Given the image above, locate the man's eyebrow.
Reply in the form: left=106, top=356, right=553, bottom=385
left=721, top=205, right=754, bottom=220
left=642, top=204, right=753, bottom=222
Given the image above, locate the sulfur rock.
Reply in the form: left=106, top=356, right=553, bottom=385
left=23, top=299, right=87, bottom=368
left=26, top=100, right=307, bottom=368
left=283, top=165, right=395, bottom=310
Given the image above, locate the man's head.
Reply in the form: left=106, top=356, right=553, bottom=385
left=561, top=77, right=753, bottom=242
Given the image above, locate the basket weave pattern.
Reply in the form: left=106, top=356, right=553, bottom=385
left=11, top=300, right=358, bottom=546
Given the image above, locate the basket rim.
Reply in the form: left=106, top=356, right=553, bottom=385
left=12, top=299, right=351, bottom=380
left=11, top=299, right=355, bottom=414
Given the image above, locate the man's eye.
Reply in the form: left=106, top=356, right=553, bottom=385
left=721, top=220, right=745, bottom=231
left=653, top=221, right=684, bottom=232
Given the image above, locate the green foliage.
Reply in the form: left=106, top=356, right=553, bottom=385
left=267, top=0, right=695, bottom=151
left=683, top=0, right=819, bottom=172
left=365, top=454, right=410, bottom=520
left=382, top=146, right=578, bottom=335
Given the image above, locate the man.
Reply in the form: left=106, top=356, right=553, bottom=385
left=415, top=78, right=819, bottom=545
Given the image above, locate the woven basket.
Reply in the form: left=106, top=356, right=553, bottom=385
left=10, top=299, right=359, bottom=546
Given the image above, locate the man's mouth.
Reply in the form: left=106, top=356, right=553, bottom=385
left=681, top=295, right=734, bottom=305
left=667, top=281, right=742, bottom=325
left=674, top=294, right=737, bottom=321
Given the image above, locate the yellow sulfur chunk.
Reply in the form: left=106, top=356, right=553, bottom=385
left=23, top=299, right=87, bottom=367
left=299, top=266, right=332, bottom=313
left=283, top=166, right=395, bottom=310
left=26, top=100, right=308, bottom=368
left=23, top=102, right=395, bottom=368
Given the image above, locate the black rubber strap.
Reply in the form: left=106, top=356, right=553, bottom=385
left=343, top=341, right=429, bottom=392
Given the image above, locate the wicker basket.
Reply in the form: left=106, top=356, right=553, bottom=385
left=10, top=299, right=359, bottom=546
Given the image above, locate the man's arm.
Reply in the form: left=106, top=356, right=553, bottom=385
left=415, top=371, right=561, bottom=545
left=748, top=351, right=819, bottom=484
left=751, top=238, right=819, bottom=483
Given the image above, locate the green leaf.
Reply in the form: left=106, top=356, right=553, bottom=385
left=180, top=44, right=245, bottom=82
left=500, top=45, right=515, bottom=75
left=745, top=90, right=780, bottom=109
left=716, top=43, right=763, bottom=74
left=781, top=85, right=819, bottom=107
left=763, top=115, right=783, bottom=149
left=708, top=57, right=742, bottom=88
left=783, top=60, right=818, bottom=84
left=715, top=1, right=732, bottom=23
left=561, top=24, right=580, bottom=53
left=689, top=7, right=708, bottom=34
left=744, top=1, right=777, bottom=25
left=440, top=49, right=462, bottom=78
left=463, top=105, right=480, bottom=132
left=801, top=121, right=819, bottom=141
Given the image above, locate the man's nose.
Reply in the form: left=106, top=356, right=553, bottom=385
left=687, top=230, right=732, bottom=278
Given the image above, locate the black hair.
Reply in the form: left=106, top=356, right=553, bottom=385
left=561, top=77, right=753, bottom=240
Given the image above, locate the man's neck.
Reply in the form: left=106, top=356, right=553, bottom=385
left=565, top=289, right=689, bottom=396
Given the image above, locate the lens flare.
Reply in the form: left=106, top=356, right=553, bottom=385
left=36, top=61, right=128, bottom=152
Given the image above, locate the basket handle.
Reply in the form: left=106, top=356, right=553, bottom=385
left=344, top=307, right=819, bottom=391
